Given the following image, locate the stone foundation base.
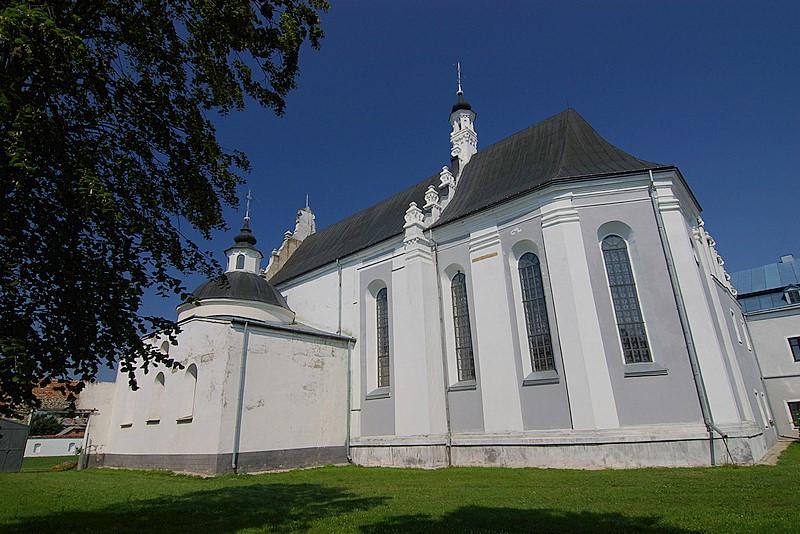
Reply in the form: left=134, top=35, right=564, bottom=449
left=350, top=422, right=776, bottom=469
left=84, top=445, right=347, bottom=475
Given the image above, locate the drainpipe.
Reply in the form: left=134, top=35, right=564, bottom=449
left=337, top=258, right=343, bottom=335
left=648, top=171, right=730, bottom=465
left=428, top=229, right=454, bottom=467
left=231, top=320, right=250, bottom=473
left=345, top=342, right=353, bottom=463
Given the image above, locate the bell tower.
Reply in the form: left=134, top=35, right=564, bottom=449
left=449, top=62, right=477, bottom=170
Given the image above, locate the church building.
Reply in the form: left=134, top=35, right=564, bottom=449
left=83, top=81, right=778, bottom=474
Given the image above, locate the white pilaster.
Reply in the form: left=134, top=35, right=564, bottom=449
left=469, top=227, right=524, bottom=433
left=653, top=181, right=740, bottom=423
left=390, top=204, right=447, bottom=436
left=540, top=196, right=619, bottom=430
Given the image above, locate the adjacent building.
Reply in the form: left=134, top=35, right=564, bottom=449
left=732, top=254, right=800, bottom=438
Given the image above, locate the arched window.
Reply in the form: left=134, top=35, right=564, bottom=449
left=147, top=372, right=165, bottom=423
left=601, top=235, right=652, bottom=364
left=180, top=364, right=198, bottom=421
left=376, top=288, right=390, bottom=388
left=235, top=254, right=245, bottom=269
left=518, top=253, right=555, bottom=372
left=450, top=272, right=475, bottom=381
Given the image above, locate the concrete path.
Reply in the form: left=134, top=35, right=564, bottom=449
left=758, top=438, right=796, bottom=465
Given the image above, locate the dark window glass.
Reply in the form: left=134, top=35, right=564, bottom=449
left=789, top=336, right=800, bottom=362
left=235, top=254, right=245, bottom=269
left=787, top=290, right=800, bottom=305
left=451, top=272, right=476, bottom=381
left=518, top=253, right=555, bottom=372
left=376, top=288, right=390, bottom=388
left=602, top=235, right=653, bottom=364
left=788, top=401, right=800, bottom=428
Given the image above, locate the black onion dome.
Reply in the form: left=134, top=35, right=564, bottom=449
left=193, top=271, right=290, bottom=309
left=451, top=93, right=472, bottom=114
left=233, top=219, right=257, bottom=247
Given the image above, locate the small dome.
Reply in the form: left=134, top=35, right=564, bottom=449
left=192, top=271, right=290, bottom=310
left=233, top=219, right=257, bottom=247
left=451, top=94, right=472, bottom=114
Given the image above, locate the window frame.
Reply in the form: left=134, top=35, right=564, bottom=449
left=786, top=399, right=800, bottom=429
left=235, top=254, right=245, bottom=270
left=376, top=287, right=390, bottom=389
left=517, top=252, right=557, bottom=374
left=788, top=336, right=800, bottom=363
left=600, top=234, right=654, bottom=366
left=450, top=271, right=476, bottom=383
left=785, top=287, right=800, bottom=305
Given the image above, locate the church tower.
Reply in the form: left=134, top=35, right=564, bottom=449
left=449, top=63, right=477, bottom=171
left=224, top=192, right=263, bottom=274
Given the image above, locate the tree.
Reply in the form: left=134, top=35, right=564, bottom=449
left=0, top=1, right=328, bottom=415
left=28, top=412, right=64, bottom=436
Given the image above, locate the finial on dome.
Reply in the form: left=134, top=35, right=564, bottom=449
left=244, top=190, right=252, bottom=222
left=456, top=62, right=463, bottom=96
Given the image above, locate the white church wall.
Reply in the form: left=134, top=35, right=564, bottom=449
left=235, top=327, right=348, bottom=457
left=105, top=320, right=232, bottom=459
left=652, top=176, right=741, bottom=424
left=77, top=381, right=117, bottom=461
left=576, top=186, right=704, bottom=426
left=495, top=214, right=573, bottom=431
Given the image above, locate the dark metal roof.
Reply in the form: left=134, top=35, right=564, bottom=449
left=271, top=108, right=668, bottom=286
left=451, top=93, right=473, bottom=114
left=193, top=271, right=291, bottom=309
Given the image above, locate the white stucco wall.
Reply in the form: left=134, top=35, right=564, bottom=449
left=77, top=381, right=117, bottom=459
left=25, top=437, right=82, bottom=457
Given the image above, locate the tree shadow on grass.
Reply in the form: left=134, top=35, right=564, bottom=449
left=360, top=505, right=699, bottom=534
left=3, top=482, right=386, bottom=533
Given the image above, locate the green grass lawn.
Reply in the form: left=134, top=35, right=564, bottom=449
left=2, top=445, right=799, bottom=533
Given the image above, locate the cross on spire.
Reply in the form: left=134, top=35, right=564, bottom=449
left=244, top=190, right=252, bottom=222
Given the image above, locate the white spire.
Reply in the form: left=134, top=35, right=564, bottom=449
left=456, top=62, right=463, bottom=95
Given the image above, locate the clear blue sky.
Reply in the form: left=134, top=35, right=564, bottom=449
left=141, top=0, right=800, bottom=326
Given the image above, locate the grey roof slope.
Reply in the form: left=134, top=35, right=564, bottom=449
left=194, top=271, right=291, bottom=309
left=271, top=108, right=669, bottom=286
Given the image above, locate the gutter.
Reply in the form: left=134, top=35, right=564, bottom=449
left=231, top=320, right=250, bottom=473
left=428, top=229, right=454, bottom=466
left=648, top=170, right=731, bottom=465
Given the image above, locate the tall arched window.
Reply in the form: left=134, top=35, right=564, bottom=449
left=451, top=272, right=476, bottom=381
left=518, top=253, right=555, bottom=372
left=376, top=288, right=390, bottom=388
left=601, top=235, right=652, bottom=364
left=235, top=254, right=245, bottom=269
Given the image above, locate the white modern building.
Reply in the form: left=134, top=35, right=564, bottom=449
left=732, top=254, right=800, bottom=438
left=84, top=85, right=778, bottom=474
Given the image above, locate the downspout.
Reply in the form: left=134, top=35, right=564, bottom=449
left=337, top=258, right=343, bottom=335
left=648, top=171, right=729, bottom=465
left=345, top=342, right=353, bottom=463
left=231, top=320, right=250, bottom=473
left=428, top=229, right=454, bottom=467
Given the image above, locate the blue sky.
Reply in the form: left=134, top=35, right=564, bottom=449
left=141, top=0, right=800, bottom=323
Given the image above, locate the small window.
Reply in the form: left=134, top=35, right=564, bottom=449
left=789, top=337, right=800, bottom=362
left=518, top=253, right=555, bottom=372
left=33, top=443, right=42, bottom=454
left=148, top=372, right=166, bottom=423
left=788, top=401, right=800, bottom=428
left=730, top=310, right=742, bottom=344
left=786, top=288, right=800, bottom=305
left=602, top=235, right=652, bottom=364
left=741, top=320, right=752, bottom=351
left=235, top=254, right=245, bottom=270
left=450, top=272, right=476, bottom=382
left=376, top=288, right=390, bottom=388
left=68, top=442, right=76, bottom=453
